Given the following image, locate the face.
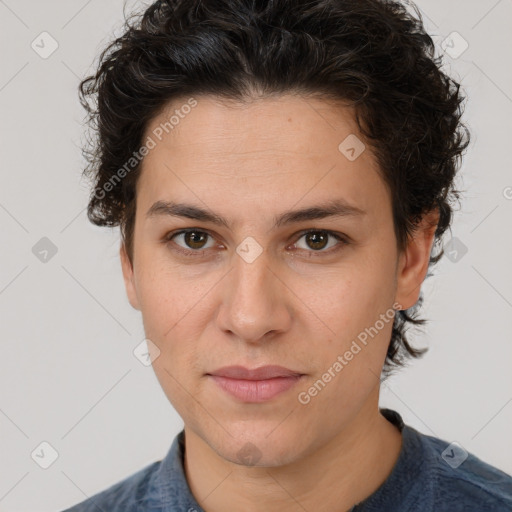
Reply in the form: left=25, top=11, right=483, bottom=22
left=121, top=94, right=435, bottom=466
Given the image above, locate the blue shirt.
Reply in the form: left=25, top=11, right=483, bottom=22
left=61, top=409, right=512, bottom=511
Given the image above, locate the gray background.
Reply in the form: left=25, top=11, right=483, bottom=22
left=0, top=0, right=511, bottom=510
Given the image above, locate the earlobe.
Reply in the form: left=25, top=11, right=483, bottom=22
left=120, top=242, right=140, bottom=311
left=394, top=210, right=439, bottom=310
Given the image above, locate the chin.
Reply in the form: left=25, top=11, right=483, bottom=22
left=212, top=427, right=304, bottom=467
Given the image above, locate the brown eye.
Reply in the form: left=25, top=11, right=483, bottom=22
left=167, top=230, right=215, bottom=252
left=183, top=231, right=209, bottom=250
left=304, top=231, right=329, bottom=250
left=292, top=230, right=348, bottom=255
left=164, top=228, right=349, bottom=258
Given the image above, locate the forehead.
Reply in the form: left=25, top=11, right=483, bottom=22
left=144, top=94, right=363, bottom=159
left=137, top=94, right=390, bottom=226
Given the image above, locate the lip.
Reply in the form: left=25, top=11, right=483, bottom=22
left=207, top=365, right=303, bottom=380
left=206, top=365, right=305, bottom=403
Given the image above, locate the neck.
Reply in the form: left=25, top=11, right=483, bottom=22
left=183, top=398, right=402, bottom=512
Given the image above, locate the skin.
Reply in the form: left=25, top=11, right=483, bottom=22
left=120, top=94, right=438, bottom=512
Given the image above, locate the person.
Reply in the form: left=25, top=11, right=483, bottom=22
left=62, top=0, right=512, bottom=510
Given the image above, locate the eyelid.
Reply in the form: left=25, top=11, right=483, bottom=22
left=289, top=230, right=351, bottom=260
left=164, top=228, right=220, bottom=255
left=163, top=228, right=350, bottom=256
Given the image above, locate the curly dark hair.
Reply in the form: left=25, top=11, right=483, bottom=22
left=78, top=0, right=470, bottom=377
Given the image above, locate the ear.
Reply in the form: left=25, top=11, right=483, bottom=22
left=394, top=209, right=439, bottom=310
left=120, top=242, right=140, bottom=311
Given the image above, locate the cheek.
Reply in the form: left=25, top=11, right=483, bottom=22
left=304, top=254, right=397, bottom=394
left=317, top=257, right=395, bottom=336
left=137, top=278, right=174, bottom=335
left=134, top=257, right=209, bottom=366
left=298, top=277, right=396, bottom=429
left=140, top=278, right=207, bottom=418
left=134, top=247, right=184, bottom=327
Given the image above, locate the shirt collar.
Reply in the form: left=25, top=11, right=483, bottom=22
left=351, top=408, right=436, bottom=511
left=145, top=409, right=425, bottom=512
left=144, top=428, right=204, bottom=511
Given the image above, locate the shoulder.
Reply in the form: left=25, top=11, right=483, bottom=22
left=60, top=460, right=161, bottom=512
left=60, top=430, right=200, bottom=512
left=412, top=427, right=512, bottom=511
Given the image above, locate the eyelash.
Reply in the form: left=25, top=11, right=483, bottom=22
left=163, top=228, right=350, bottom=258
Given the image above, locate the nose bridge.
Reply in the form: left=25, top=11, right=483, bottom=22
left=217, top=245, right=291, bottom=341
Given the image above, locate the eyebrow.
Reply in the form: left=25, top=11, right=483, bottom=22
left=146, top=198, right=366, bottom=229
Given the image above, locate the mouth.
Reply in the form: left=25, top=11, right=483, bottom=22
left=206, top=365, right=305, bottom=403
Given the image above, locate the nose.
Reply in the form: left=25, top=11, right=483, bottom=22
left=215, top=247, right=293, bottom=344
